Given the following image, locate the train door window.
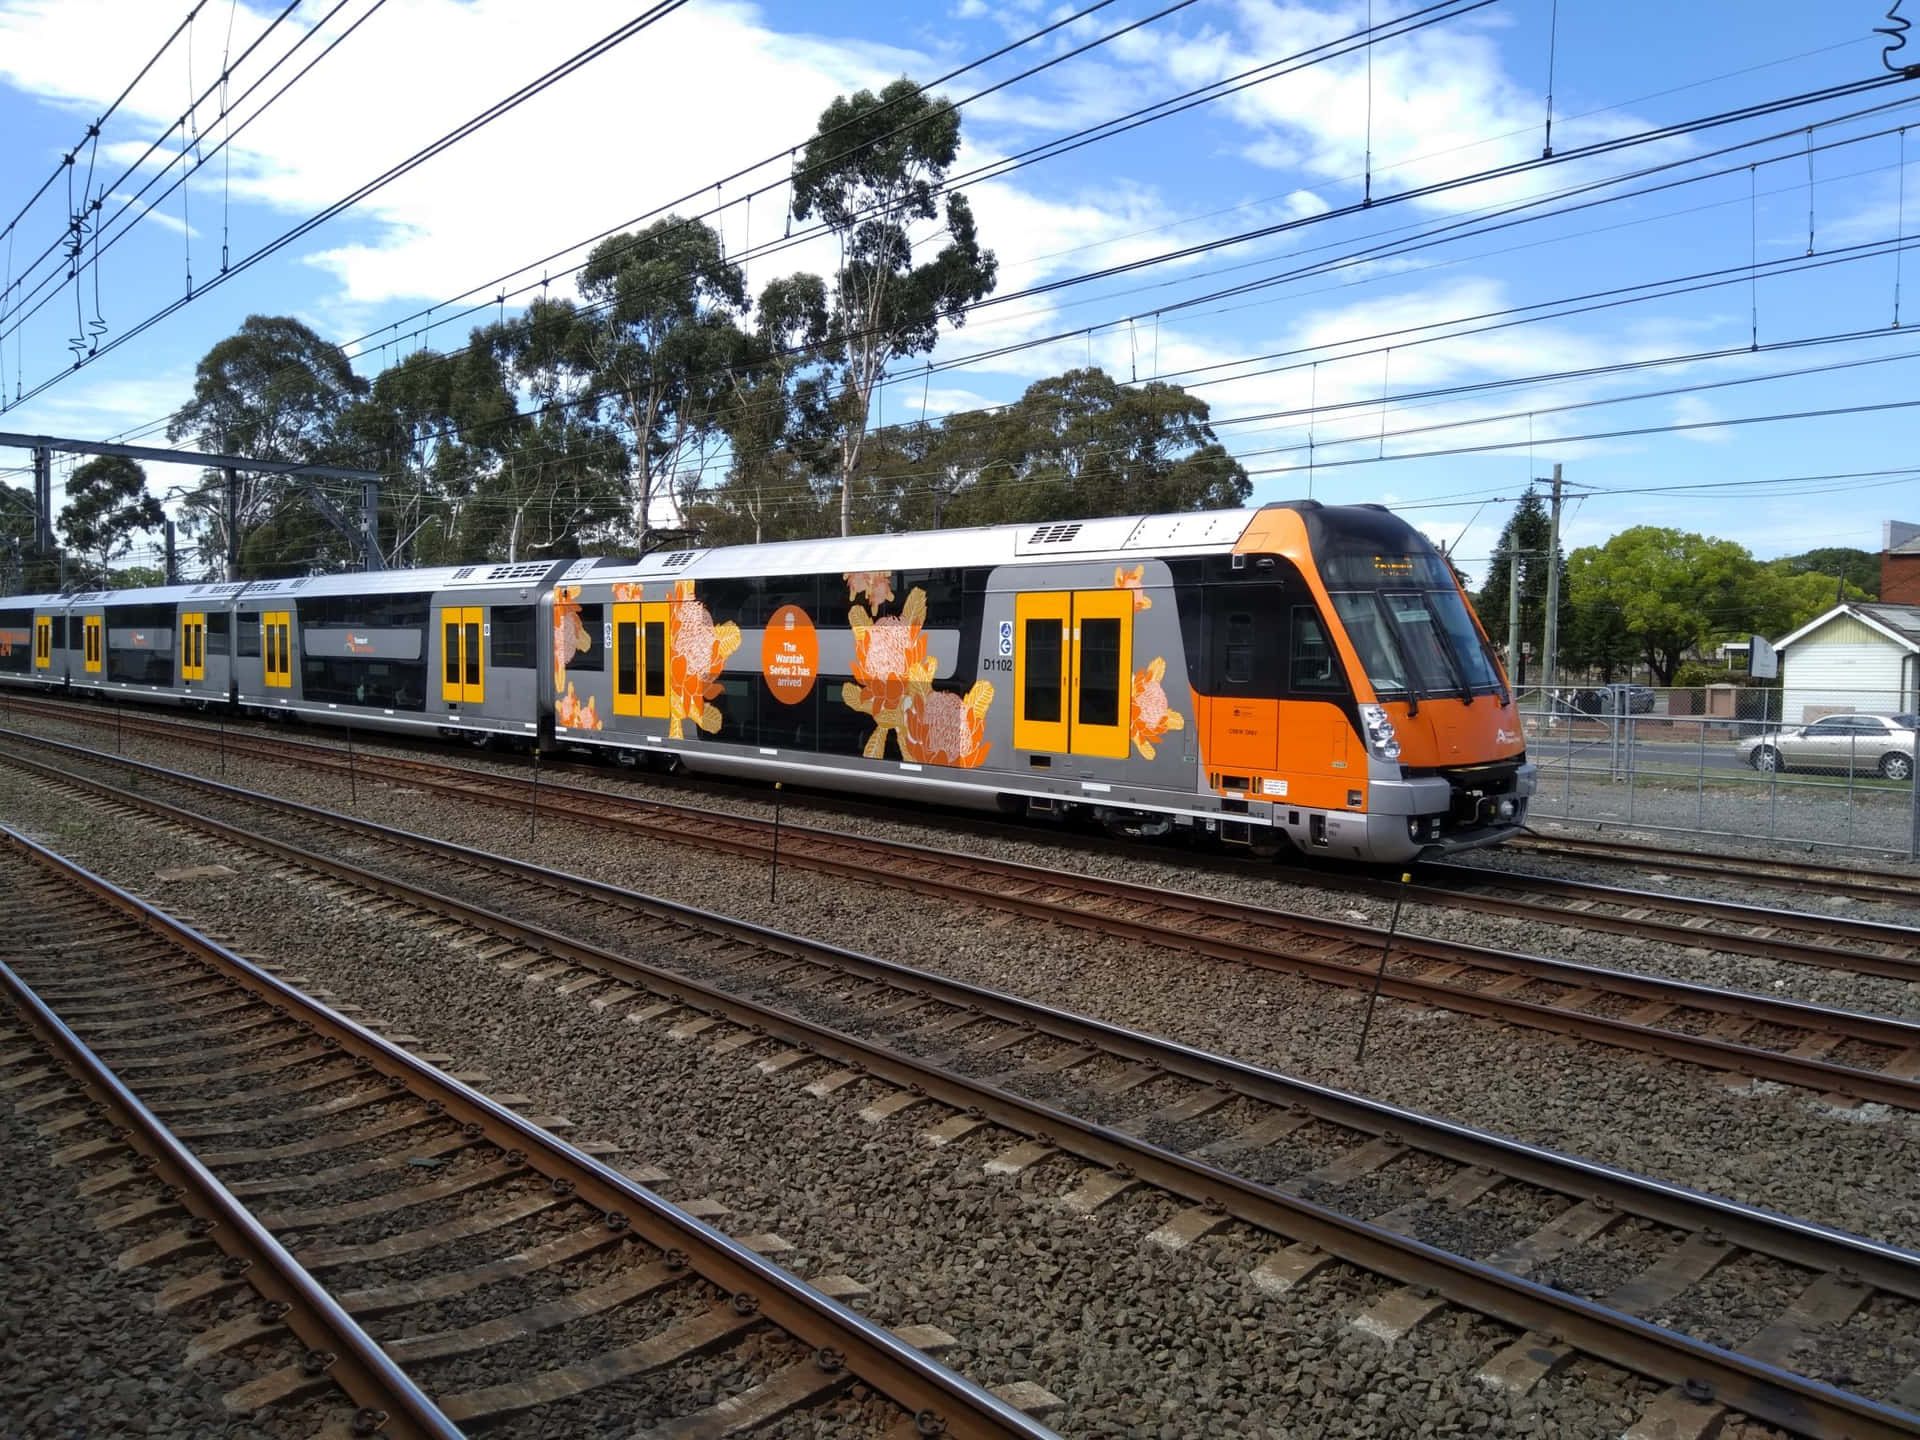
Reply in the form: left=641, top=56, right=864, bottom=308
left=461, top=608, right=483, bottom=703
left=612, top=601, right=640, bottom=717
left=1069, top=588, right=1131, bottom=760
left=641, top=603, right=668, bottom=719
left=181, top=612, right=205, bottom=681
left=263, top=612, right=292, bottom=688
left=34, top=616, right=50, bottom=668
left=1290, top=608, right=1343, bottom=693
left=83, top=616, right=103, bottom=673
left=1013, top=591, right=1069, bottom=752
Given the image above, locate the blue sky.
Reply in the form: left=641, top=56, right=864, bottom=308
left=1, top=0, right=1917, bottom=582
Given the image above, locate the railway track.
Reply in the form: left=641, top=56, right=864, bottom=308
left=12, top=691, right=1920, bottom=977
left=1507, top=830, right=1920, bottom=906
left=11, top=717, right=1920, bottom=1114
left=0, top=825, right=1050, bottom=1439
left=5, top=733, right=1920, bottom=1436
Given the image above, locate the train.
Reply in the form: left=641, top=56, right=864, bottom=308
left=0, top=499, right=1535, bottom=862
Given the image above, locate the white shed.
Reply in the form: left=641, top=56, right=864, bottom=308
left=1772, top=603, right=1920, bottom=723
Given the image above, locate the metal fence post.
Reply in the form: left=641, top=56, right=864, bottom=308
left=1695, top=715, right=1707, bottom=831
left=1909, top=742, right=1919, bottom=860
left=1626, top=709, right=1638, bottom=824
left=1846, top=732, right=1857, bottom=849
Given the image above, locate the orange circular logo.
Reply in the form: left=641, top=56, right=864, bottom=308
left=761, top=604, right=818, bottom=705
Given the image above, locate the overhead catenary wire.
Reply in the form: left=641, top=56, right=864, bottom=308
left=1, top=0, right=692, bottom=408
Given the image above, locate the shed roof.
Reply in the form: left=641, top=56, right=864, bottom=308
left=1774, top=602, right=1920, bottom=653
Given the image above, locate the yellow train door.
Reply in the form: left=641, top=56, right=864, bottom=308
left=612, top=601, right=640, bottom=717
left=439, top=607, right=482, bottom=704
left=263, top=611, right=292, bottom=688
left=181, top=612, right=205, bottom=682
left=1069, top=588, right=1132, bottom=760
left=1013, top=590, right=1132, bottom=759
left=83, top=616, right=102, bottom=673
left=33, top=616, right=50, bottom=670
left=1013, top=592, right=1069, bottom=753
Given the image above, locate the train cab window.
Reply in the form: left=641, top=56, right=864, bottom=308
left=1290, top=608, right=1344, bottom=694
left=1225, top=613, right=1255, bottom=684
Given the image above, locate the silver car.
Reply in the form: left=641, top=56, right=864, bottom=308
left=1741, top=713, right=1916, bottom=780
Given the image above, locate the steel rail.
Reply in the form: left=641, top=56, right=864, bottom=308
left=3, top=757, right=1914, bottom=1437
left=19, top=742, right=1920, bottom=1292
left=0, top=911, right=464, bottom=1439
left=13, top=692, right=1919, bottom=964
left=8, top=722, right=1920, bottom=1110
left=0, top=824, right=1052, bottom=1440
left=1510, top=831, right=1920, bottom=904
left=1414, top=860, right=1920, bottom=979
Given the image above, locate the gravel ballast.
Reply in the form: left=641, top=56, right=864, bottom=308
left=0, top=763, right=1785, bottom=1439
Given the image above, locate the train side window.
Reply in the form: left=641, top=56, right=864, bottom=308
left=237, top=613, right=261, bottom=659
left=1225, top=613, right=1255, bottom=684
left=205, top=611, right=230, bottom=656
left=1290, top=607, right=1343, bottom=693
left=489, top=606, right=535, bottom=668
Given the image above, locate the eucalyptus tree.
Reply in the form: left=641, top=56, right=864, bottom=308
left=58, top=455, right=163, bottom=583
left=575, top=218, right=751, bottom=549
left=791, top=79, right=997, bottom=537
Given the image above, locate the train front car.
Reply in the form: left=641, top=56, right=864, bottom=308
left=1232, top=501, right=1534, bottom=861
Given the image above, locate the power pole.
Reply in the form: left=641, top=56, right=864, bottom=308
left=1507, top=545, right=1522, bottom=688
left=362, top=479, right=381, bottom=572
left=164, top=520, right=177, bottom=585
left=1541, top=462, right=1564, bottom=691
left=32, top=445, right=53, bottom=554
left=224, top=465, right=240, bottom=581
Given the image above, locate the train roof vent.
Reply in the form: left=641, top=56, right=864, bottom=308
left=203, top=582, right=249, bottom=597
left=1027, top=522, right=1083, bottom=545
left=488, top=561, right=551, bottom=582
left=449, top=565, right=476, bottom=581
left=661, top=549, right=701, bottom=569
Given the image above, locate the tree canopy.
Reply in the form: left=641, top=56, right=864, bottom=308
left=58, top=455, right=163, bottom=584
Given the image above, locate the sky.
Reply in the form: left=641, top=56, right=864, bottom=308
left=1, top=0, right=1918, bottom=583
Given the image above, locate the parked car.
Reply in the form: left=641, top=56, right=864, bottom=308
left=1550, top=685, right=1656, bottom=716
left=1738, top=713, right=1916, bottom=780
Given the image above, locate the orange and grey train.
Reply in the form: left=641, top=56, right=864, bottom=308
left=0, top=500, right=1534, bottom=862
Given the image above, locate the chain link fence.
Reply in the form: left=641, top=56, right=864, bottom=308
left=1517, top=684, right=1920, bottom=858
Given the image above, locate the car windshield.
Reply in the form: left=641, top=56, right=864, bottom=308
left=1329, top=590, right=1499, bottom=699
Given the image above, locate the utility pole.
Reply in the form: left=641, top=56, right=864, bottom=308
left=1507, top=543, right=1522, bottom=688
left=1541, top=462, right=1564, bottom=692
left=164, top=521, right=177, bottom=585
left=362, top=479, right=380, bottom=572
left=224, top=465, right=240, bottom=581
left=31, top=445, right=52, bottom=554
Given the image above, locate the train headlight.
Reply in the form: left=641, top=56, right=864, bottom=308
left=1358, top=703, right=1401, bottom=761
